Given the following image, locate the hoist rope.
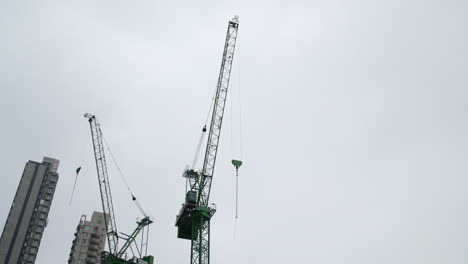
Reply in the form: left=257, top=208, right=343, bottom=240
left=134, top=198, right=148, bottom=217
left=70, top=176, right=78, bottom=205
left=70, top=139, right=89, bottom=205
left=234, top=164, right=240, bottom=243
left=191, top=127, right=206, bottom=169
left=189, top=86, right=217, bottom=172
left=230, top=74, right=234, bottom=160
left=234, top=218, right=237, bottom=240
left=101, top=131, right=134, bottom=196
left=191, top=87, right=216, bottom=171
left=101, top=130, right=147, bottom=217
left=205, top=90, right=216, bottom=126
left=230, top=67, right=240, bottom=218
left=235, top=167, right=239, bottom=219
left=70, top=168, right=80, bottom=205
left=232, top=39, right=243, bottom=240
left=238, top=40, right=244, bottom=160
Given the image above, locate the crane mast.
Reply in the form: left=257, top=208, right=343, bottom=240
left=86, top=113, right=119, bottom=255
left=176, top=16, right=239, bottom=264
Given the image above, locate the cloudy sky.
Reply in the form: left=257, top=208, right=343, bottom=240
left=1, top=0, right=467, bottom=263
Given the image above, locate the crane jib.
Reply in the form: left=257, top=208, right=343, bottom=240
left=86, top=114, right=119, bottom=255
left=197, top=16, right=239, bottom=207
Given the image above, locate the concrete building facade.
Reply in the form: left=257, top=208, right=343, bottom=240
left=68, top=211, right=107, bottom=264
left=0, top=157, right=60, bottom=264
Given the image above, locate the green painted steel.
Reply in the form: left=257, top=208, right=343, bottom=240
left=101, top=252, right=154, bottom=264
left=231, top=160, right=242, bottom=168
left=176, top=16, right=239, bottom=264
left=99, top=217, right=154, bottom=264
left=117, top=216, right=153, bottom=257
left=190, top=207, right=211, bottom=264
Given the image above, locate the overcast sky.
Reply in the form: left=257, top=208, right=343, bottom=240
left=1, top=0, right=468, bottom=263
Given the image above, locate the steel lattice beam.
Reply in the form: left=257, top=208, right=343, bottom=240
left=87, top=114, right=119, bottom=255
left=195, top=17, right=239, bottom=208
left=187, top=16, right=239, bottom=264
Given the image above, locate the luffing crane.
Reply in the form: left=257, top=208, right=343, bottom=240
left=84, top=113, right=154, bottom=264
left=175, top=16, right=240, bottom=264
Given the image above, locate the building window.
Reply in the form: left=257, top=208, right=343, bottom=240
left=49, top=175, right=58, bottom=182
left=35, top=219, right=46, bottom=226
left=39, top=206, right=48, bottom=213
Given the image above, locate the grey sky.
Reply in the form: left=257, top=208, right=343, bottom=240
left=1, top=0, right=468, bottom=263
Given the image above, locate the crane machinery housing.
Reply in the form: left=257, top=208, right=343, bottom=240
left=85, top=113, right=154, bottom=264
left=175, top=16, right=240, bottom=264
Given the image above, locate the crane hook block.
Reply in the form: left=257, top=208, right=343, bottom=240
left=231, top=160, right=243, bottom=168
left=202, top=125, right=207, bottom=132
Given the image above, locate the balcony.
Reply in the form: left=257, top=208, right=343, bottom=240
left=88, top=244, right=99, bottom=252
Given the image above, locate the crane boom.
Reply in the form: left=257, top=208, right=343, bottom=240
left=85, top=113, right=119, bottom=254
left=196, top=16, right=240, bottom=207
left=175, top=16, right=239, bottom=264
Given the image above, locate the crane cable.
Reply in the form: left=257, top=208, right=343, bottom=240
left=70, top=167, right=81, bottom=205
left=238, top=38, right=244, bottom=162
left=188, top=92, right=214, bottom=193
left=70, top=139, right=89, bottom=205
left=205, top=89, right=216, bottom=126
left=101, top=130, right=148, bottom=217
left=191, top=125, right=206, bottom=170
left=191, top=87, right=216, bottom=170
left=231, top=39, right=243, bottom=239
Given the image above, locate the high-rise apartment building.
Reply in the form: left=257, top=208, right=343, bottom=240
left=0, top=157, right=60, bottom=264
left=68, top=211, right=107, bottom=264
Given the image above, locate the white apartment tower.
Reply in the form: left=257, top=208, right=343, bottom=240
left=68, top=211, right=107, bottom=264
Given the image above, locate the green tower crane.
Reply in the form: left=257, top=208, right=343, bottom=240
left=175, top=16, right=239, bottom=264
left=85, top=113, right=154, bottom=264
